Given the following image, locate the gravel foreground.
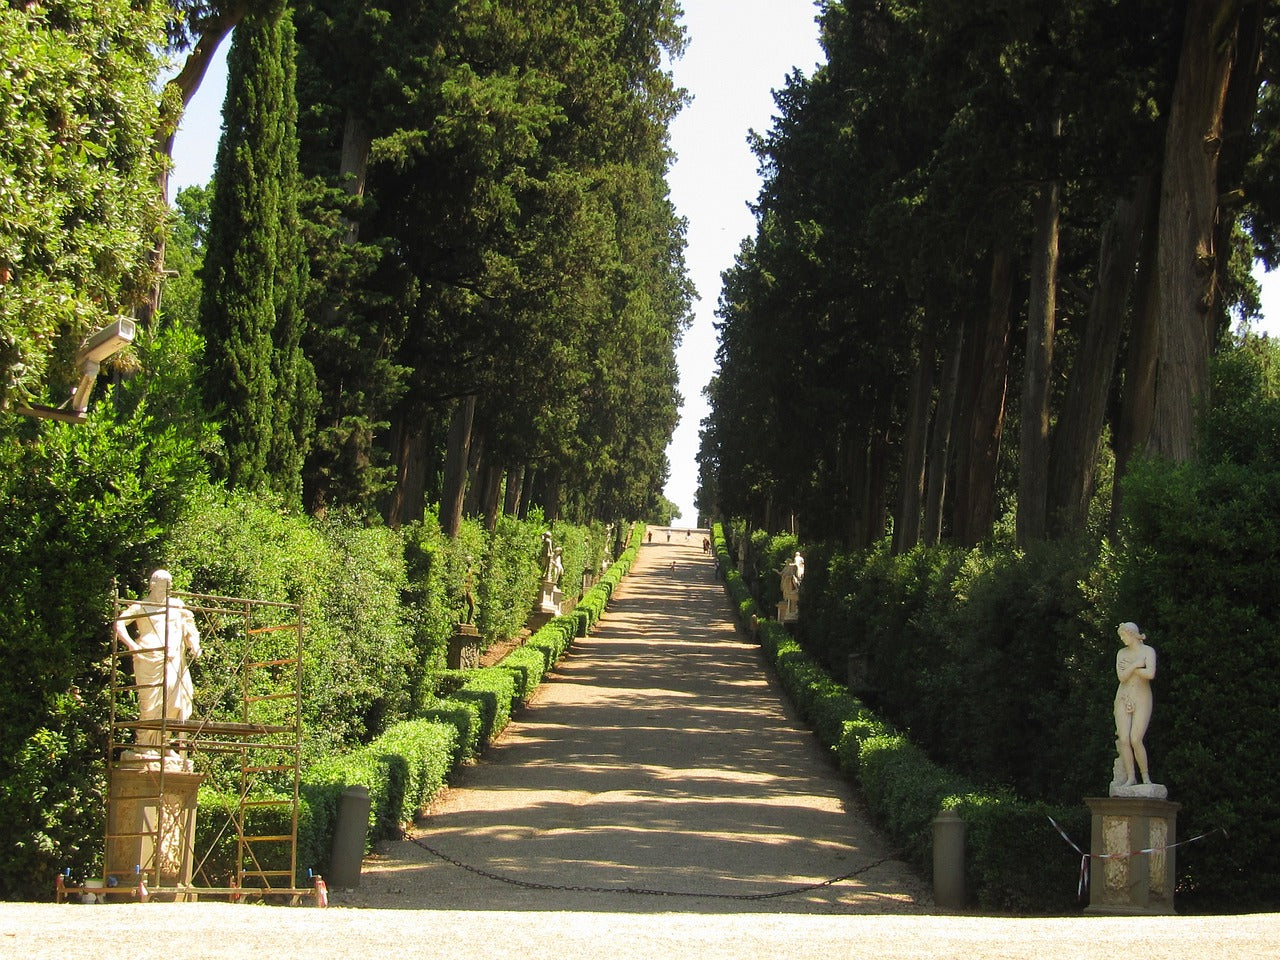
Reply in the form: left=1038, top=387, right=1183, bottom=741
left=4, top=903, right=1280, bottom=960
left=10, top=531, right=1276, bottom=957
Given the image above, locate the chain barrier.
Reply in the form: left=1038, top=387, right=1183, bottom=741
left=404, top=831, right=900, bottom=902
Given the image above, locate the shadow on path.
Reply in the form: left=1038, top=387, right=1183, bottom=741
left=340, top=528, right=930, bottom=914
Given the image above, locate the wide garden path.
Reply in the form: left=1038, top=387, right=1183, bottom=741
left=7, top=527, right=1279, bottom=958
left=340, top=525, right=927, bottom=914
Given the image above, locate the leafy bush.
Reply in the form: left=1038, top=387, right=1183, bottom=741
left=163, top=486, right=415, bottom=759
left=0, top=400, right=205, bottom=899
left=478, top=513, right=544, bottom=645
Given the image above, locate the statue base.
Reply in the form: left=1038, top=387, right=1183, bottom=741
left=1084, top=795, right=1180, bottom=915
left=776, top=599, right=798, bottom=624
left=1110, top=781, right=1168, bottom=800
left=447, top=623, right=481, bottom=670
left=106, top=767, right=205, bottom=895
left=539, top=582, right=562, bottom=616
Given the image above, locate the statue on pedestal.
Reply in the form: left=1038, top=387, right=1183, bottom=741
left=778, top=552, right=804, bottom=624
left=114, top=570, right=201, bottom=769
left=537, top=533, right=563, bottom=616
left=1109, top=621, right=1166, bottom=799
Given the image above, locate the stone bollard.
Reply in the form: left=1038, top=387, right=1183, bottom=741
left=932, top=807, right=967, bottom=910
left=328, top=784, right=371, bottom=889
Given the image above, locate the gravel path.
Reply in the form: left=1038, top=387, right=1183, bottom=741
left=6, top=528, right=1278, bottom=957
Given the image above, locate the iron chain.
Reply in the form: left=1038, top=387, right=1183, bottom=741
left=406, top=833, right=899, bottom=902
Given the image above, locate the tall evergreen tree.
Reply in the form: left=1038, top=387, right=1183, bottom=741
left=200, top=1, right=315, bottom=502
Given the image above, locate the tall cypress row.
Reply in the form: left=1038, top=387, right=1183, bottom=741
left=200, top=1, right=314, bottom=502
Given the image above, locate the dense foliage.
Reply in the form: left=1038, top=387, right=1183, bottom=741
left=0, top=0, right=167, bottom=411
left=1111, top=334, right=1280, bottom=908
left=292, top=0, right=692, bottom=523
left=713, top=523, right=1088, bottom=913
left=699, top=0, right=1278, bottom=551
left=0, top=397, right=207, bottom=897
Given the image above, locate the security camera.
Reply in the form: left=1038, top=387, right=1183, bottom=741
left=76, top=318, right=136, bottom=367
left=16, top=317, right=137, bottom=423
left=69, top=318, right=137, bottom=415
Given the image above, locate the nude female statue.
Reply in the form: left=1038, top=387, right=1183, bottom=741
left=1113, top=621, right=1156, bottom=788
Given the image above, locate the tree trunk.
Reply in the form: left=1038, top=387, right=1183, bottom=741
left=440, top=395, right=476, bottom=538
left=385, top=414, right=427, bottom=528
left=338, top=105, right=372, bottom=244
left=1149, top=0, right=1238, bottom=460
left=463, top=432, right=486, bottom=517
left=481, top=462, right=503, bottom=532
left=1047, top=177, right=1151, bottom=537
left=923, top=318, right=964, bottom=545
left=541, top=468, right=562, bottom=523
left=1112, top=171, right=1164, bottom=528
left=518, top=466, right=535, bottom=519
left=503, top=464, right=526, bottom=517
left=1017, top=171, right=1061, bottom=546
left=844, top=422, right=871, bottom=549
left=953, top=248, right=1013, bottom=547
left=893, top=321, right=936, bottom=554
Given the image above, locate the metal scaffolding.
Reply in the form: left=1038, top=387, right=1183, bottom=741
left=59, top=586, right=320, bottom=905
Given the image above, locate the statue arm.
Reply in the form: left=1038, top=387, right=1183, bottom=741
left=181, top=607, right=202, bottom=658
left=114, top=603, right=142, bottom=651
left=1136, top=646, right=1156, bottom=680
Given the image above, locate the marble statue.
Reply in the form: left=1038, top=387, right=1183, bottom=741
left=550, top=547, right=564, bottom=585
left=780, top=552, right=805, bottom=603
left=540, top=531, right=554, bottom=580
left=777, top=552, right=804, bottom=624
left=1109, top=621, right=1166, bottom=799
left=114, top=570, right=201, bottom=764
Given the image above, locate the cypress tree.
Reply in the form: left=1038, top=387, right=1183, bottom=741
left=200, top=1, right=314, bottom=502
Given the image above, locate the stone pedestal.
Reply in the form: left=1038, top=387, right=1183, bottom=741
left=447, top=623, right=481, bottom=670
left=1084, top=795, right=1180, bottom=915
left=539, top=580, right=562, bottom=616
left=106, top=768, right=204, bottom=894
left=777, top=599, right=798, bottom=624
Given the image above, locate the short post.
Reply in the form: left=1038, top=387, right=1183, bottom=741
left=328, top=784, right=371, bottom=889
left=932, top=807, right=967, bottom=909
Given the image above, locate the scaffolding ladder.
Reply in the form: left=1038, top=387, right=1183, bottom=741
left=86, top=588, right=314, bottom=904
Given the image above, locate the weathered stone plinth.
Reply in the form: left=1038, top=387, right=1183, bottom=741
left=106, top=767, right=204, bottom=894
left=776, top=599, right=798, bottom=624
left=539, top=581, right=562, bottom=616
left=1084, top=795, right=1179, bottom=915
left=447, top=623, right=481, bottom=670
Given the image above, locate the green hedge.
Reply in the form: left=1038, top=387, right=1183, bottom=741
left=194, top=717, right=458, bottom=886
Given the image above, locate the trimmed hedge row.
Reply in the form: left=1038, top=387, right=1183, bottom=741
left=198, top=522, right=647, bottom=885
left=712, top=523, right=1088, bottom=913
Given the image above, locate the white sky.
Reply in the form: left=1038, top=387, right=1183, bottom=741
left=167, top=1, right=1278, bottom=528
